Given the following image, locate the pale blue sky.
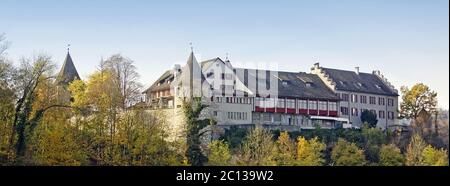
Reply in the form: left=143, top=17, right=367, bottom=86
left=1, top=0, right=448, bottom=108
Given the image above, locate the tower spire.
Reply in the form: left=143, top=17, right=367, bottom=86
left=67, top=44, right=71, bottom=53
left=189, top=42, right=193, bottom=52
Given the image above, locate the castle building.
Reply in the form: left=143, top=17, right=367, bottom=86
left=311, top=63, right=399, bottom=129
left=143, top=52, right=388, bottom=133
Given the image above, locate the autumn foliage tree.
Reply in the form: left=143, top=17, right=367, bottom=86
left=400, top=83, right=437, bottom=120
left=379, top=144, right=404, bottom=166
left=296, top=136, right=326, bottom=166
left=331, top=138, right=367, bottom=166
left=239, top=127, right=276, bottom=166
left=273, top=131, right=296, bottom=165
left=207, top=140, right=231, bottom=166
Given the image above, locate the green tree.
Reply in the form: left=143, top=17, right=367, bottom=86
left=274, top=131, right=296, bottom=165
left=207, top=140, right=231, bottom=166
left=379, top=144, right=404, bottom=166
left=361, top=124, right=386, bottom=163
left=400, top=83, right=437, bottom=120
left=360, top=110, right=378, bottom=128
left=422, top=145, right=448, bottom=166
left=182, top=99, right=212, bottom=166
left=239, top=127, right=276, bottom=166
left=296, top=136, right=326, bottom=166
left=331, top=138, right=367, bottom=166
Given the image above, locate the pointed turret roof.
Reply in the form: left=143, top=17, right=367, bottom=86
left=57, top=52, right=80, bottom=85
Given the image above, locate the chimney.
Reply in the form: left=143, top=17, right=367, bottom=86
left=313, top=62, right=320, bottom=69
left=355, top=67, right=360, bottom=75
left=173, top=64, right=181, bottom=78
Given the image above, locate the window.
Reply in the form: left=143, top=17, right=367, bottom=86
left=388, top=112, right=395, bottom=120
left=360, top=95, right=367, bottom=104
left=213, top=111, right=218, bottom=116
left=351, top=94, right=358, bottom=103
left=318, top=101, right=327, bottom=110
left=308, top=100, right=317, bottom=110
left=207, top=70, right=214, bottom=78
left=379, top=97, right=385, bottom=106
left=276, top=98, right=285, bottom=108
left=379, top=111, right=385, bottom=119
left=341, top=94, right=349, bottom=102
left=227, top=112, right=248, bottom=120
left=328, top=102, right=337, bottom=111
left=286, top=99, right=295, bottom=108
left=266, top=98, right=275, bottom=108
left=369, top=97, right=376, bottom=104
left=341, top=107, right=349, bottom=115
left=255, top=97, right=264, bottom=108
left=299, top=100, right=308, bottom=109
left=387, top=98, right=394, bottom=107
left=351, top=108, right=359, bottom=116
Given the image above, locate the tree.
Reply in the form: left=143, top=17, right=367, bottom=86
left=28, top=119, right=87, bottom=165
left=360, top=110, right=378, bottom=128
left=274, top=131, right=296, bottom=165
left=239, top=127, right=276, bottom=166
left=331, top=138, right=367, bottom=166
left=9, top=55, right=71, bottom=161
left=296, top=136, right=326, bottom=166
left=182, top=99, right=212, bottom=166
left=379, top=144, right=404, bottom=166
left=0, top=34, right=14, bottom=163
left=207, top=140, right=231, bottom=166
left=405, top=134, right=427, bottom=166
left=421, top=145, right=448, bottom=166
left=101, top=54, right=142, bottom=109
left=400, top=83, right=437, bottom=120
left=361, top=124, right=386, bottom=163
left=69, top=68, right=181, bottom=166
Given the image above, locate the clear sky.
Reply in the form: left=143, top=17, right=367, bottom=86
left=1, top=0, right=448, bottom=109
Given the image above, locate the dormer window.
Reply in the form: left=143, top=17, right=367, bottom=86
left=375, top=84, right=382, bottom=89
left=305, top=82, right=312, bottom=87
left=207, top=70, right=214, bottom=78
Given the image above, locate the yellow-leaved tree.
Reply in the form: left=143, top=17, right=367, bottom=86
left=296, top=136, right=326, bottom=166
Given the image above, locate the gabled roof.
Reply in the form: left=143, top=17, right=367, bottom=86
left=144, top=70, right=174, bottom=93
left=57, top=52, right=80, bottom=85
left=144, top=52, right=210, bottom=96
left=235, top=68, right=339, bottom=100
left=322, top=68, right=399, bottom=96
left=200, top=57, right=225, bottom=69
